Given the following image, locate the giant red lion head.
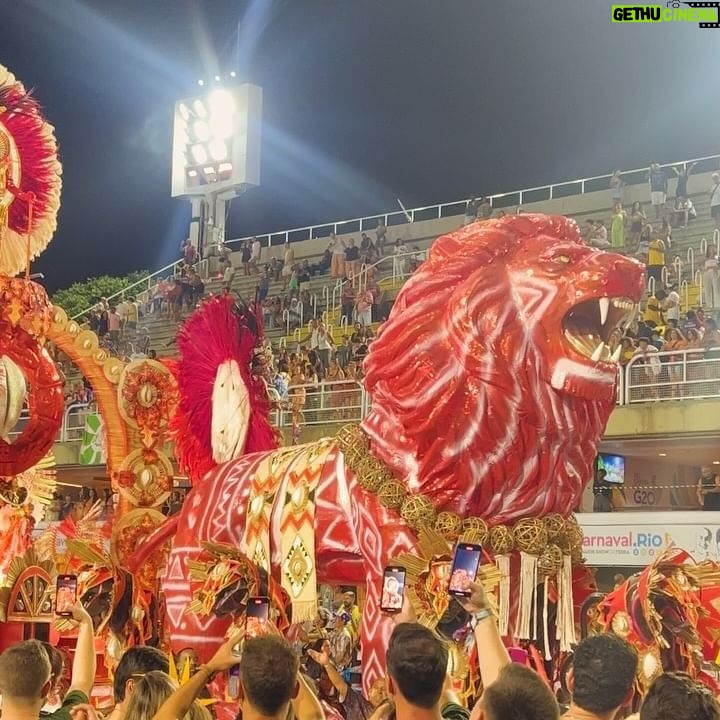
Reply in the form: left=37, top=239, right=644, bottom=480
left=362, top=214, right=644, bottom=524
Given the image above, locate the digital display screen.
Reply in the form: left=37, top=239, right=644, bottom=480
left=596, top=453, right=625, bottom=484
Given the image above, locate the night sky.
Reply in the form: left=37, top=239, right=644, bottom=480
left=1, top=0, right=718, bottom=292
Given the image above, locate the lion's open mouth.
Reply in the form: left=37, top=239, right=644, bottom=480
left=562, top=297, right=636, bottom=364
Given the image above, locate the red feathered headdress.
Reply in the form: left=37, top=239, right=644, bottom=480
left=0, top=65, right=62, bottom=277
left=167, top=295, right=278, bottom=481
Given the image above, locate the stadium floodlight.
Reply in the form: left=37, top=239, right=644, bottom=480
left=208, top=138, right=228, bottom=162
left=171, top=83, right=262, bottom=198
left=193, top=120, right=211, bottom=142
left=190, top=144, right=208, bottom=165
left=192, top=99, right=207, bottom=118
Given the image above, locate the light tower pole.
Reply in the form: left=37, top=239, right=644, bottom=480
left=171, top=82, right=263, bottom=260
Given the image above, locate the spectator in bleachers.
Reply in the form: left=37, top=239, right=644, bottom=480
left=637, top=223, right=652, bottom=263
left=672, top=196, right=696, bottom=228
left=644, top=291, right=664, bottom=326
left=629, top=202, right=646, bottom=250
left=251, top=236, right=262, bottom=271
left=703, top=244, right=720, bottom=311
left=315, top=321, right=334, bottom=373
left=359, top=232, right=372, bottom=264
left=336, top=336, right=352, bottom=370
left=241, top=240, right=251, bottom=276
left=647, top=236, right=666, bottom=284
left=610, top=169, right=624, bottom=205
left=257, top=270, right=269, bottom=303
left=648, top=163, right=668, bottom=220
left=282, top=241, right=295, bottom=290
left=672, top=161, right=696, bottom=201
left=365, top=271, right=386, bottom=322
left=663, top=327, right=687, bottom=396
left=393, top=238, right=408, bottom=277
left=592, top=220, right=609, bottom=249
left=329, top=233, right=345, bottom=278
left=356, top=287, right=373, bottom=327
left=181, top=240, right=197, bottom=266
left=609, top=205, right=625, bottom=250
left=464, top=198, right=477, bottom=225
left=288, top=267, right=300, bottom=297
left=219, top=257, right=234, bottom=293
left=344, top=238, right=361, bottom=279
left=702, top=318, right=720, bottom=358
left=340, top=279, right=355, bottom=325
left=711, top=173, right=720, bottom=231
left=477, top=196, right=492, bottom=218
left=633, top=336, right=661, bottom=399
left=375, top=218, right=388, bottom=255
left=107, top=306, right=121, bottom=344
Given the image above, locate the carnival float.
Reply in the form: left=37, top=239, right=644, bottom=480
left=0, top=58, right=719, bottom=709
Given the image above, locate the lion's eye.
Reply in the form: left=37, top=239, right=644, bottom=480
left=555, top=255, right=572, bottom=264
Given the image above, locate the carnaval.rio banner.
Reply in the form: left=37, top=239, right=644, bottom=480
left=578, top=511, right=720, bottom=566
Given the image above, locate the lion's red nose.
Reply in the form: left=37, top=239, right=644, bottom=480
left=602, top=255, right=645, bottom=302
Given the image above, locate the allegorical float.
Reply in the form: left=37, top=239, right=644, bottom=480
left=2, top=56, right=720, bottom=707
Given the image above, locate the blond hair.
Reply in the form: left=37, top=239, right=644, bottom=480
left=124, top=671, right=211, bottom=720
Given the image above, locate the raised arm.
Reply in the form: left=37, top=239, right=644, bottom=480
left=461, top=580, right=510, bottom=688
left=152, top=633, right=241, bottom=720
left=67, top=603, right=97, bottom=697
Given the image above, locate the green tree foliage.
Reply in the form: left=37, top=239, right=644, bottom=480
left=52, top=270, right=150, bottom=319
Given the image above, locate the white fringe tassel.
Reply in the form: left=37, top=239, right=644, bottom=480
left=517, top=551, right=537, bottom=640
left=556, top=554, right=576, bottom=651
left=497, top=554, right=511, bottom=636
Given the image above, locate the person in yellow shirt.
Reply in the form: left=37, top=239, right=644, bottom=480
left=647, top=237, right=666, bottom=283
left=340, top=590, right=362, bottom=644
left=643, top=291, right=664, bottom=327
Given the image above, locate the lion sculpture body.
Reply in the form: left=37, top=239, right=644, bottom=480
left=151, top=214, right=644, bottom=693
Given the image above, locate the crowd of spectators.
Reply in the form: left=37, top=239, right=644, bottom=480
left=1, top=573, right=717, bottom=720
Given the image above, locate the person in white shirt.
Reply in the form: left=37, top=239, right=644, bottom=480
left=315, top=321, right=333, bottom=373
left=250, top=237, right=262, bottom=272
left=662, top=284, right=680, bottom=324
left=711, top=173, right=720, bottom=231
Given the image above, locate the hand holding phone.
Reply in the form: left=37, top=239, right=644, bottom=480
left=380, top=567, right=406, bottom=613
left=245, top=596, right=270, bottom=640
left=55, top=574, right=78, bottom=616
left=448, top=543, right=483, bottom=597
left=227, top=665, right=241, bottom=700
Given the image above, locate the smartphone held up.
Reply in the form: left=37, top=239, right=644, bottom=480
left=448, top=542, right=483, bottom=597
left=55, top=574, right=78, bottom=616
left=380, top=566, right=406, bottom=613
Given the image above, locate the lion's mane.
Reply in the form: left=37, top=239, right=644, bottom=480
left=362, top=214, right=613, bottom=524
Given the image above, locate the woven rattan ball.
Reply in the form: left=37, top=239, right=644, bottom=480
left=401, top=494, right=437, bottom=530
left=543, top=514, right=566, bottom=542
left=513, top=518, right=548, bottom=555
left=489, top=524, right=515, bottom=555
left=435, top=511, right=463, bottom=539
left=377, top=481, right=407, bottom=510
left=537, top=543, right=564, bottom=577
left=336, top=424, right=369, bottom=463
left=461, top=517, right=489, bottom=545
left=354, top=454, right=392, bottom=492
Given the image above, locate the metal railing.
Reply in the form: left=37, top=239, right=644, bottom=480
left=268, top=379, right=365, bottom=428
left=7, top=403, right=94, bottom=444
left=9, top=348, right=720, bottom=454
left=72, top=153, right=720, bottom=321
left=623, top=346, right=720, bottom=404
